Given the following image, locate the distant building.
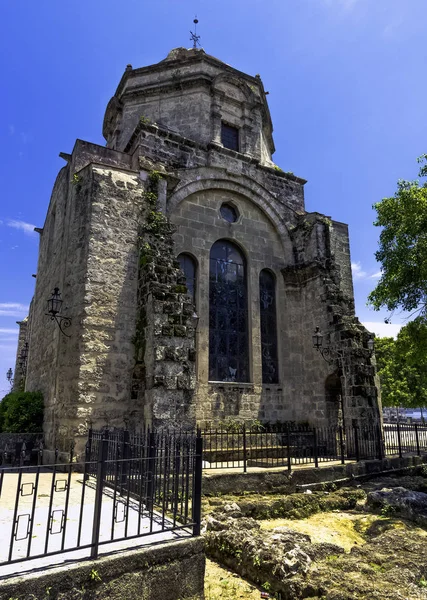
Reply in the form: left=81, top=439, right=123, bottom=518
left=15, top=48, right=381, bottom=453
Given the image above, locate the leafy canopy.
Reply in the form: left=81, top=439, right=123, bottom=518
left=375, top=321, right=427, bottom=409
left=368, top=154, right=427, bottom=319
left=0, top=390, right=44, bottom=433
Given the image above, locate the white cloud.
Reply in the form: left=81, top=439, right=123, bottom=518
left=0, top=328, right=18, bottom=335
left=351, top=261, right=367, bottom=279
left=8, top=124, right=15, bottom=136
left=370, top=271, right=382, bottom=279
left=362, top=321, right=402, bottom=339
left=7, top=219, right=36, bottom=236
left=0, top=303, right=29, bottom=317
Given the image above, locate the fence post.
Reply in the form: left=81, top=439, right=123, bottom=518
left=121, top=429, right=130, bottom=491
left=286, top=423, right=291, bottom=471
left=415, top=423, right=421, bottom=456
left=353, top=424, right=360, bottom=462
left=85, top=429, right=93, bottom=480
left=397, top=421, right=402, bottom=458
left=242, top=424, right=247, bottom=474
left=146, top=431, right=157, bottom=514
left=376, top=424, right=384, bottom=460
left=91, top=431, right=109, bottom=559
left=192, top=429, right=203, bottom=536
left=339, top=426, right=345, bottom=465
left=38, top=441, right=43, bottom=467
left=313, top=428, right=319, bottom=468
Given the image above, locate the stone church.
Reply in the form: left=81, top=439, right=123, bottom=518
left=15, top=47, right=381, bottom=453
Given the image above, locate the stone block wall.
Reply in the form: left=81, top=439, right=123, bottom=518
left=0, top=538, right=205, bottom=600
left=133, top=173, right=197, bottom=429
left=25, top=161, right=82, bottom=451
left=106, top=47, right=275, bottom=167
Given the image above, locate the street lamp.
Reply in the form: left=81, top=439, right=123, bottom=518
left=45, top=287, right=72, bottom=337
left=6, top=368, right=13, bottom=387
left=312, top=326, right=374, bottom=365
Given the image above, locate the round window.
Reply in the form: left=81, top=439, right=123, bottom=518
left=220, top=203, right=238, bottom=223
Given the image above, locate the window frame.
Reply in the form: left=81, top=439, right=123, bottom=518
left=221, top=122, right=240, bottom=152
left=177, top=253, right=197, bottom=306
left=208, top=239, right=249, bottom=383
left=259, top=268, right=279, bottom=384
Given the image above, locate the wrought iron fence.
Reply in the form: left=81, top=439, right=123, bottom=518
left=201, top=422, right=427, bottom=471
left=0, top=429, right=202, bottom=569
left=0, top=432, right=44, bottom=467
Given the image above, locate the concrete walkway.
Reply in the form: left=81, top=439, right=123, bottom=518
left=0, top=471, right=191, bottom=578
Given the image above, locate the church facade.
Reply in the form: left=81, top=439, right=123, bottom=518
left=15, top=48, right=381, bottom=453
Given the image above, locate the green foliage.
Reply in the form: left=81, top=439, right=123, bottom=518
left=148, top=170, right=163, bottom=185
left=368, top=154, right=427, bottom=318
left=144, top=210, right=169, bottom=234
left=418, top=577, right=427, bottom=588
left=71, top=173, right=80, bottom=185
left=380, top=504, right=398, bottom=517
left=139, top=115, right=151, bottom=125
left=375, top=323, right=427, bottom=408
left=89, top=568, right=101, bottom=582
left=0, top=390, right=44, bottom=433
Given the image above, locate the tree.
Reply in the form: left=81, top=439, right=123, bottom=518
left=0, top=391, right=44, bottom=433
left=375, top=337, right=412, bottom=409
left=375, top=324, right=427, bottom=411
left=368, top=154, right=427, bottom=320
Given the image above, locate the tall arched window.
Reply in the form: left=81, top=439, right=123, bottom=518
left=177, top=253, right=197, bottom=303
left=209, top=240, right=248, bottom=382
left=260, top=269, right=279, bottom=383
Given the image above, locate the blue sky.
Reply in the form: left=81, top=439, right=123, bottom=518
left=0, top=0, right=426, bottom=396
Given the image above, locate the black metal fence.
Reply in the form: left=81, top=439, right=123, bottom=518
left=0, top=432, right=44, bottom=467
left=201, top=422, right=427, bottom=471
left=0, top=429, right=202, bottom=569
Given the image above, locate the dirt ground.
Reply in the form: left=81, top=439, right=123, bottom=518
left=205, top=559, right=262, bottom=599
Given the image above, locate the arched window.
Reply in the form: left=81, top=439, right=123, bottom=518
left=209, top=240, right=248, bottom=382
left=177, top=253, right=197, bottom=303
left=259, top=270, right=279, bottom=384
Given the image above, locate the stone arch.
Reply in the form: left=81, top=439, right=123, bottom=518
left=167, top=172, right=294, bottom=261
left=325, top=373, right=344, bottom=428
left=211, top=73, right=257, bottom=106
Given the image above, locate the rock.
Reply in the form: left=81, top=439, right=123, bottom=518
left=366, top=486, right=427, bottom=525
left=223, top=502, right=242, bottom=517
left=204, top=514, right=259, bottom=532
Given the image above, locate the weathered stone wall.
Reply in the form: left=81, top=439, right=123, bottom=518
left=133, top=173, right=197, bottom=429
left=0, top=538, right=205, bottom=600
left=12, top=317, right=28, bottom=391
left=104, top=47, right=275, bottom=167
left=25, top=161, right=81, bottom=451
left=125, top=122, right=305, bottom=213
left=170, top=186, right=292, bottom=423
left=74, top=164, right=144, bottom=438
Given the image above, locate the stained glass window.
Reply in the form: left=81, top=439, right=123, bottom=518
left=209, top=240, right=249, bottom=382
left=260, top=269, right=279, bottom=384
left=221, top=123, right=239, bottom=151
left=178, top=253, right=197, bottom=303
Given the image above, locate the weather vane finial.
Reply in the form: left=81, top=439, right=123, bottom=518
left=190, top=16, right=201, bottom=49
